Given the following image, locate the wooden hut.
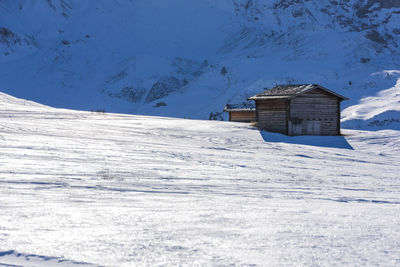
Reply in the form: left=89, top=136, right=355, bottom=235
left=248, top=84, right=348, bottom=136
left=223, top=103, right=256, bottom=122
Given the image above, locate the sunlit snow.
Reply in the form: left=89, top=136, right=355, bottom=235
left=342, top=75, right=400, bottom=129
left=0, top=93, right=399, bottom=266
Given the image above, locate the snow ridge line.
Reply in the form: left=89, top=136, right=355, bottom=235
left=0, top=250, right=99, bottom=267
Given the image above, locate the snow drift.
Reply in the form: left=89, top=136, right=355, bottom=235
left=1, top=92, right=400, bottom=266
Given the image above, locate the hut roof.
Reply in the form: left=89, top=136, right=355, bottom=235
left=223, top=103, right=256, bottom=112
left=248, top=84, right=349, bottom=101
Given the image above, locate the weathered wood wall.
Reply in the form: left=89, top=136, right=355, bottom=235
left=230, top=111, right=256, bottom=122
left=256, top=99, right=288, bottom=134
left=289, top=89, right=340, bottom=135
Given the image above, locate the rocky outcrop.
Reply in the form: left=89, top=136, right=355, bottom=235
left=0, top=27, right=36, bottom=55
left=114, top=87, right=146, bottom=103
left=0, top=27, right=20, bottom=47
left=229, top=0, right=400, bottom=50
left=145, top=77, right=184, bottom=103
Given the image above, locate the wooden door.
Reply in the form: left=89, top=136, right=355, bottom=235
left=306, top=120, right=321, bottom=135
left=292, top=123, right=302, bottom=136
left=289, top=121, right=303, bottom=136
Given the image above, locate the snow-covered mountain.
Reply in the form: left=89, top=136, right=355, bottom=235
left=0, top=0, right=399, bottom=128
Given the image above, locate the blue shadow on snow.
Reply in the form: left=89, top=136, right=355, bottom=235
left=260, top=131, right=354, bottom=150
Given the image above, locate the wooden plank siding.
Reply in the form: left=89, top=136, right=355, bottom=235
left=229, top=111, right=256, bottom=122
left=256, top=99, right=288, bottom=134
left=248, top=84, right=347, bottom=136
left=289, top=89, right=339, bottom=135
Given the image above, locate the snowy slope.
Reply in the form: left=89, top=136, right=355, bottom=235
left=342, top=71, right=400, bottom=130
left=0, top=250, right=96, bottom=267
left=0, top=0, right=399, bottom=126
left=1, top=93, right=400, bottom=266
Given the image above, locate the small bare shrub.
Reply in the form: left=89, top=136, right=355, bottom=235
left=99, top=161, right=117, bottom=180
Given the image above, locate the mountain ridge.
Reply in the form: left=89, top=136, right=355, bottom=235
left=0, top=0, right=399, bottom=128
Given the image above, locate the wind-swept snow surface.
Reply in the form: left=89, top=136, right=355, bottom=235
left=342, top=75, right=400, bottom=130
left=0, top=93, right=400, bottom=266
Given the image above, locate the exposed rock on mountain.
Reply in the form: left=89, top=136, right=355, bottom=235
left=0, top=0, right=399, bottom=128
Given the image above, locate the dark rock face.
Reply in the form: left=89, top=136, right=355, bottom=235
left=232, top=0, right=400, bottom=51
left=143, top=58, right=206, bottom=103
left=379, top=0, right=400, bottom=9
left=145, top=77, right=184, bottom=103
left=0, top=27, right=20, bottom=47
left=365, top=30, right=389, bottom=46
left=354, top=0, right=400, bottom=18
left=0, top=26, right=36, bottom=54
left=0, top=27, right=12, bottom=38
left=154, top=101, right=167, bottom=107
left=114, top=87, right=146, bottom=103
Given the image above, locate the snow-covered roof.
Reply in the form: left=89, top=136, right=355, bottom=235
left=223, top=103, right=256, bottom=112
left=248, top=84, right=349, bottom=101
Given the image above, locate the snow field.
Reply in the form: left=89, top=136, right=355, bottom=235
left=342, top=74, right=400, bottom=129
left=0, top=93, right=400, bottom=266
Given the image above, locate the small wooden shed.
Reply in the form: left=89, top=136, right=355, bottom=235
left=248, top=84, right=348, bottom=136
left=223, top=103, right=256, bottom=122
